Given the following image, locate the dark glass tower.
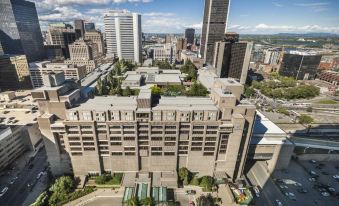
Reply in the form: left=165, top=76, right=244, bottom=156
left=185, top=28, right=195, bottom=45
left=0, top=0, right=44, bottom=62
left=200, top=0, right=230, bottom=65
left=74, top=19, right=85, bottom=39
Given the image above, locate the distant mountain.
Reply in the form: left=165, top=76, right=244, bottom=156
left=275, top=33, right=339, bottom=37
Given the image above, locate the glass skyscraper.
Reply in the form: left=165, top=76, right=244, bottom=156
left=0, top=0, right=44, bottom=62
left=200, top=0, right=230, bottom=65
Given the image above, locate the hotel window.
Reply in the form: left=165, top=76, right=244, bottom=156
left=164, top=152, right=175, bottom=156
left=112, top=152, right=123, bottom=156
left=111, top=142, right=122, bottom=146
left=83, top=112, right=92, bottom=120
left=69, top=111, right=78, bottom=120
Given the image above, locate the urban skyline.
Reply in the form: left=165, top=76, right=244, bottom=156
left=31, top=0, right=339, bottom=34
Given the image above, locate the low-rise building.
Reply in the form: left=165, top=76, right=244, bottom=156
left=152, top=44, right=176, bottom=64
left=249, top=111, right=294, bottom=173
left=319, top=71, right=339, bottom=85
left=122, top=67, right=183, bottom=89
left=29, top=62, right=87, bottom=88
left=0, top=91, right=16, bottom=102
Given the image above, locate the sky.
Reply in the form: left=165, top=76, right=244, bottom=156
left=31, top=0, right=339, bottom=34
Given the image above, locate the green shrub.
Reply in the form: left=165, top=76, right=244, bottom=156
left=190, top=176, right=200, bottom=186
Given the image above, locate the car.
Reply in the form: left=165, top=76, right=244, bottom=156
left=322, top=171, right=329, bottom=175
left=308, top=177, right=316, bottom=182
left=310, top=171, right=319, bottom=177
left=28, top=164, right=34, bottom=169
left=319, top=188, right=327, bottom=192
left=253, top=187, right=260, bottom=197
left=185, top=190, right=196, bottom=195
left=297, top=188, right=308, bottom=193
left=275, top=199, right=283, bottom=206
left=0, top=187, right=8, bottom=197
left=310, top=160, right=317, bottom=164
left=335, top=166, right=339, bottom=170
left=288, top=192, right=296, bottom=201
left=9, top=177, right=18, bottom=184
left=333, top=175, right=339, bottom=179
left=36, top=172, right=44, bottom=180
left=321, top=192, right=330, bottom=197
left=294, top=182, right=302, bottom=187
left=328, top=187, right=336, bottom=193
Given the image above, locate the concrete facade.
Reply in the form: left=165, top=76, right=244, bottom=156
left=29, top=61, right=87, bottom=88
left=33, top=77, right=256, bottom=181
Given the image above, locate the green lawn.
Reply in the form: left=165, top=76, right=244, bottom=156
left=317, top=100, right=338, bottom=104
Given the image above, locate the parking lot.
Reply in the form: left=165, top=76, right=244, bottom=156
left=273, top=160, right=339, bottom=206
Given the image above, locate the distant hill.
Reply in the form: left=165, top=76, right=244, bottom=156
left=274, top=33, right=339, bottom=37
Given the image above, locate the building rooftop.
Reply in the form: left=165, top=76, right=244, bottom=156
left=125, top=74, right=142, bottom=81
left=70, top=96, right=138, bottom=111
left=153, top=74, right=181, bottom=84
left=251, top=111, right=291, bottom=145
left=153, top=96, right=218, bottom=111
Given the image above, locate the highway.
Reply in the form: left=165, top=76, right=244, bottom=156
left=0, top=148, right=48, bottom=206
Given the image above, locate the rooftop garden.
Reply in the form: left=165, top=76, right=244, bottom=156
left=94, top=59, right=139, bottom=96
left=245, top=73, right=320, bottom=99
left=151, top=82, right=209, bottom=97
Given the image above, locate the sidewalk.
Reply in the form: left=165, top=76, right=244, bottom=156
left=63, top=187, right=124, bottom=206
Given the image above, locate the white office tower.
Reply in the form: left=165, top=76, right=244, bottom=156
left=104, top=10, right=142, bottom=63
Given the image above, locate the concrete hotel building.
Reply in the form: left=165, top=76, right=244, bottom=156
left=104, top=10, right=142, bottom=63
left=0, top=0, right=44, bottom=62
left=201, top=0, right=230, bottom=65
left=29, top=62, right=87, bottom=88
left=32, top=77, right=257, bottom=181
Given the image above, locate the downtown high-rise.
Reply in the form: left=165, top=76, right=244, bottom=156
left=104, top=10, right=142, bottom=63
left=0, top=0, right=45, bottom=62
left=200, top=0, right=230, bottom=65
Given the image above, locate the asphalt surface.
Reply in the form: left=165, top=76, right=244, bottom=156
left=247, top=161, right=289, bottom=206
left=0, top=148, right=47, bottom=206
left=83, top=197, right=122, bottom=206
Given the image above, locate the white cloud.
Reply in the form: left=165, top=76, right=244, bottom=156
left=227, top=23, right=339, bottom=34
left=143, top=12, right=175, bottom=17
left=272, top=2, right=283, bottom=7
left=294, top=2, right=330, bottom=12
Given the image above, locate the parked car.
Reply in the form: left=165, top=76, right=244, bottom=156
left=275, top=199, right=283, bottom=206
left=288, top=192, right=296, bottom=201
left=308, top=177, right=316, bottom=182
left=0, top=187, right=8, bottom=197
left=297, top=188, right=308, bottom=193
left=310, top=171, right=319, bottom=177
left=321, top=192, right=330, bottom=197
left=9, top=177, right=18, bottom=184
left=253, top=186, right=260, bottom=197
left=309, top=160, right=317, bottom=164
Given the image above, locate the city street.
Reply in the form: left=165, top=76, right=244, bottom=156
left=0, top=148, right=48, bottom=206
